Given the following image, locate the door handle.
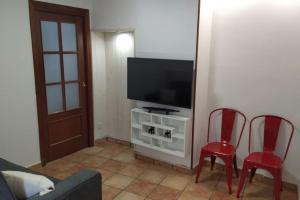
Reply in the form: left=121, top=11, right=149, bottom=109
left=82, top=82, right=87, bottom=87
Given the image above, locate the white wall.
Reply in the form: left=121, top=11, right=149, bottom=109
left=91, top=0, right=198, bottom=122
left=92, top=0, right=198, bottom=61
left=91, top=0, right=198, bottom=168
left=194, top=0, right=300, bottom=186
left=0, top=0, right=40, bottom=167
left=92, top=0, right=198, bottom=118
left=0, top=0, right=198, bottom=168
left=193, top=0, right=215, bottom=171
left=0, top=0, right=93, bottom=167
left=103, top=32, right=135, bottom=142
left=91, top=32, right=107, bottom=139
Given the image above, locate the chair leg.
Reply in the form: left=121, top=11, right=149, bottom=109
left=195, top=151, right=205, bottom=183
left=237, top=163, right=249, bottom=198
left=273, top=171, right=282, bottom=200
left=211, top=155, right=216, bottom=171
left=225, top=157, right=233, bottom=194
left=249, top=168, right=257, bottom=183
left=233, top=154, right=239, bottom=178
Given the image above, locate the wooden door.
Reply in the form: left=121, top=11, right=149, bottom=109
left=29, top=1, right=94, bottom=165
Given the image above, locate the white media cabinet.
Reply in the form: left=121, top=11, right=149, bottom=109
left=131, top=108, right=191, bottom=158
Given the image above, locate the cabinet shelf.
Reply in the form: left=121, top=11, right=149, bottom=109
left=132, top=139, right=185, bottom=157
left=172, top=133, right=184, bottom=139
left=141, top=132, right=172, bottom=142
left=132, top=124, right=142, bottom=129
left=131, top=108, right=190, bottom=158
left=141, top=121, right=175, bottom=131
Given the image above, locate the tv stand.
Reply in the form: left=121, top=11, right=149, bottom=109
left=131, top=108, right=191, bottom=158
left=143, top=107, right=179, bottom=115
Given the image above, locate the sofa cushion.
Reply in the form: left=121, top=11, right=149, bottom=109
left=0, top=158, right=60, bottom=184
left=0, top=172, right=16, bottom=200
left=2, top=171, right=55, bottom=199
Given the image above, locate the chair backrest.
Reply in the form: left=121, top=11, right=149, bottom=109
left=207, top=108, right=246, bottom=148
left=249, top=115, right=294, bottom=161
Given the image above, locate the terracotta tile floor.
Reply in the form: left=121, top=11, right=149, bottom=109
left=30, top=140, right=298, bottom=200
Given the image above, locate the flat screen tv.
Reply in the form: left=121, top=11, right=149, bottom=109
left=127, top=57, right=194, bottom=109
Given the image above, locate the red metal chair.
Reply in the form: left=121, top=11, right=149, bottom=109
left=195, top=108, right=246, bottom=194
left=236, top=115, right=294, bottom=200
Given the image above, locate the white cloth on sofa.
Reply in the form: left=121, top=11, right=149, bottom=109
left=2, top=171, right=54, bottom=199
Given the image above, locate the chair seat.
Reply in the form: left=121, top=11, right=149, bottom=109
left=245, top=152, right=282, bottom=169
left=202, top=142, right=235, bottom=156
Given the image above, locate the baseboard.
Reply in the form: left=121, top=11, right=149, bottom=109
left=134, top=152, right=193, bottom=174
left=95, top=137, right=132, bottom=147
left=29, top=137, right=129, bottom=168
left=27, top=161, right=41, bottom=168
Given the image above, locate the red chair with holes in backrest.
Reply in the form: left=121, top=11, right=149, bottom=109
left=236, top=115, right=294, bottom=200
left=195, top=108, right=246, bottom=194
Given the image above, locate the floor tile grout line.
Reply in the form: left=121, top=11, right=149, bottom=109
left=36, top=142, right=298, bottom=200
left=103, top=183, right=123, bottom=199
left=127, top=164, right=164, bottom=199
left=104, top=155, right=152, bottom=199
left=122, top=169, right=189, bottom=199
left=120, top=166, right=163, bottom=200
left=208, top=172, right=224, bottom=200
left=176, top=177, right=195, bottom=200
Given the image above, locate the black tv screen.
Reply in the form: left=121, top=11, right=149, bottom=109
left=127, top=57, right=194, bottom=108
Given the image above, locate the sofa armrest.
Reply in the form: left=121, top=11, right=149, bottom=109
left=27, top=170, right=101, bottom=200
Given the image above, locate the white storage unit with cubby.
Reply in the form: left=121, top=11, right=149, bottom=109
left=131, top=108, right=191, bottom=158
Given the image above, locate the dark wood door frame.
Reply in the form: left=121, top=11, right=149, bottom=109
left=29, top=0, right=94, bottom=165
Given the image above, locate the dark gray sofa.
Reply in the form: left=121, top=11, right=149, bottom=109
left=0, top=158, right=102, bottom=200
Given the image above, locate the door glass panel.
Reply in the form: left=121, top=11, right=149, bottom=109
left=43, top=54, right=61, bottom=83
left=65, top=83, right=79, bottom=110
left=41, top=21, right=59, bottom=51
left=46, top=85, right=63, bottom=114
left=63, top=54, right=78, bottom=81
left=61, top=23, right=77, bottom=51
